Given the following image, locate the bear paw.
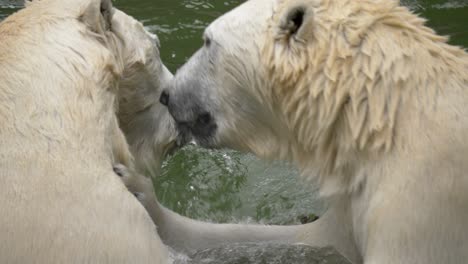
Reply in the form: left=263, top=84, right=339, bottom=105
left=113, top=164, right=153, bottom=203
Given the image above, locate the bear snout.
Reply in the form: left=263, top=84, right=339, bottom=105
left=192, top=111, right=217, bottom=138
left=161, top=86, right=218, bottom=146
left=175, top=111, right=217, bottom=147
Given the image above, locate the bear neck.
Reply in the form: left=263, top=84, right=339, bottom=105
left=263, top=2, right=468, bottom=194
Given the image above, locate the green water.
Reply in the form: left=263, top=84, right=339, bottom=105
left=1, top=0, right=467, bottom=225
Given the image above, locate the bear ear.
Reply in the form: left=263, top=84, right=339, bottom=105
left=80, top=0, right=114, bottom=34
left=278, top=3, right=314, bottom=43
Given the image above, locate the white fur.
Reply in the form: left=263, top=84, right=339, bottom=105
left=0, top=1, right=172, bottom=262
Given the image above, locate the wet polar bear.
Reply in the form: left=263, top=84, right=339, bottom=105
left=0, top=0, right=176, bottom=262
left=161, top=0, right=468, bottom=263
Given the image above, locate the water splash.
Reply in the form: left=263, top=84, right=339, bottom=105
left=157, top=145, right=323, bottom=225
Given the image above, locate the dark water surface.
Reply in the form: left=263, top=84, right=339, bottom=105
left=1, top=0, right=467, bottom=225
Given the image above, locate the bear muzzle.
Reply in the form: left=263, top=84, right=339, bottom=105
left=160, top=90, right=218, bottom=147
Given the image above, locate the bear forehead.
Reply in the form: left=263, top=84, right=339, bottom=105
left=205, top=0, right=352, bottom=37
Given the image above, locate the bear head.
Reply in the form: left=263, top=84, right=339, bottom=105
left=111, top=9, right=177, bottom=175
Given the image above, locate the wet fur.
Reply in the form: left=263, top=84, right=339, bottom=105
left=0, top=1, right=169, bottom=262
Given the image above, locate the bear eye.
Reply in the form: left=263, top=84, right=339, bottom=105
left=204, top=37, right=212, bottom=47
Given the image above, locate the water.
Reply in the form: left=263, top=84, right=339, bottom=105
left=157, top=145, right=322, bottom=225
left=1, top=0, right=467, bottom=232
left=177, top=243, right=352, bottom=264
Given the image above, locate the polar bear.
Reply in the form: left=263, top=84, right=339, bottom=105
left=159, top=0, right=468, bottom=263
left=0, top=0, right=175, bottom=262
left=112, top=9, right=177, bottom=177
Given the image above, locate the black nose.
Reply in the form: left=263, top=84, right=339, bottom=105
left=197, top=112, right=212, bottom=126
left=192, top=112, right=216, bottom=139
left=160, top=90, right=169, bottom=106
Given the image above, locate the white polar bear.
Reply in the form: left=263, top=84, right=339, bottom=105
left=159, top=0, right=468, bottom=263
left=0, top=0, right=173, bottom=262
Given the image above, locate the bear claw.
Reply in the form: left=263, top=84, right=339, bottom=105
left=113, top=164, right=128, bottom=178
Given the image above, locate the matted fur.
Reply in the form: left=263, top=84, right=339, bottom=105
left=263, top=0, right=468, bottom=193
